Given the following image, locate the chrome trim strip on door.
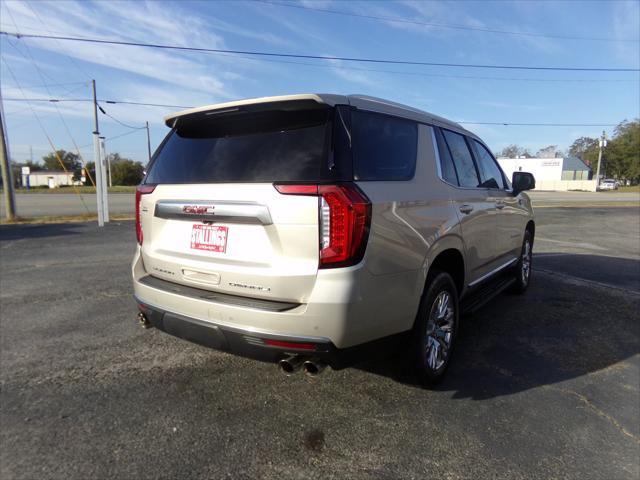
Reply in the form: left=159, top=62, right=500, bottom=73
left=154, top=200, right=273, bottom=225
left=468, top=257, right=518, bottom=288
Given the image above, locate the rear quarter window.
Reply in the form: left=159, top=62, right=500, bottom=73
left=441, top=129, right=480, bottom=188
left=351, top=110, right=418, bottom=181
left=434, top=127, right=459, bottom=186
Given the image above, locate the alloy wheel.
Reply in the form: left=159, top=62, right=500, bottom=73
left=521, top=239, right=532, bottom=285
left=425, top=290, right=455, bottom=371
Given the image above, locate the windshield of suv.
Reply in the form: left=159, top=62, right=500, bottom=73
left=145, top=105, right=348, bottom=184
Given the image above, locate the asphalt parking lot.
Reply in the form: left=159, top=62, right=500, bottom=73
left=1, top=207, right=638, bottom=479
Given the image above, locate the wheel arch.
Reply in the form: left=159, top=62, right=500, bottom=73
left=424, top=235, right=466, bottom=297
left=526, top=220, right=535, bottom=243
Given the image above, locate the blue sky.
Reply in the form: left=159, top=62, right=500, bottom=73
left=1, top=0, right=638, bottom=165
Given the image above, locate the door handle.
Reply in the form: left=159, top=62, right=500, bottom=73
left=495, top=201, right=505, bottom=210
left=459, top=204, right=474, bottom=214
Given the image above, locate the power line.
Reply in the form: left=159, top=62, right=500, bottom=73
left=106, top=128, right=148, bottom=143
left=97, top=103, right=146, bottom=130
left=212, top=50, right=638, bottom=83
left=1, top=56, right=91, bottom=213
left=2, top=97, right=620, bottom=127
left=3, top=34, right=96, bottom=186
left=2, top=29, right=636, bottom=82
left=2, top=30, right=638, bottom=72
left=24, top=0, right=93, bottom=81
left=76, top=128, right=148, bottom=150
left=5, top=80, right=89, bottom=89
left=458, top=122, right=618, bottom=127
left=2, top=97, right=193, bottom=109
left=254, top=0, right=640, bottom=44
left=103, top=100, right=193, bottom=109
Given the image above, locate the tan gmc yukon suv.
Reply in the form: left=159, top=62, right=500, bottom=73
left=132, top=94, right=536, bottom=385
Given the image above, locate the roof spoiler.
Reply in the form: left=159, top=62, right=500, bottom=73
left=164, top=94, right=344, bottom=127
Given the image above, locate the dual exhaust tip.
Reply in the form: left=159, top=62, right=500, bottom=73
left=278, top=356, right=326, bottom=376
left=138, top=311, right=324, bottom=376
left=137, top=311, right=151, bottom=329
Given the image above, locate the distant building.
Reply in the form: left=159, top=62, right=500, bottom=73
left=22, top=171, right=77, bottom=188
left=497, top=156, right=592, bottom=182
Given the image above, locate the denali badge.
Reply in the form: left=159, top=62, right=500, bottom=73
left=183, top=205, right=215, bottom=214
left=228, top=282, right=271, bottom=292
left=152, top=266, right=175, bottom=276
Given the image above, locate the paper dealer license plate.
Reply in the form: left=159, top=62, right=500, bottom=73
left=191, top=224, right=228, bottom=253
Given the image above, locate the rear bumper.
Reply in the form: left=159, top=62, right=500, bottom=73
left=135, top=297, right=402, bottom=369
left=132, top=245, right=419, bottom=358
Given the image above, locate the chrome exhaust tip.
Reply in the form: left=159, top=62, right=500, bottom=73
left=278, top=355, right=305, bottom=375
left=137, top=311, right=151, bottom=329
left=302, top=359, right=327, bottom=376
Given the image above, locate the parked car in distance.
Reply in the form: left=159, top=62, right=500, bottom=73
left=132, top=94, right=536, bottom=386
left=599, top=179, right=618, bottom=191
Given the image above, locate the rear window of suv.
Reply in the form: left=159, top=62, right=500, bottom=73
left=144, top=105, right=348, bottom=184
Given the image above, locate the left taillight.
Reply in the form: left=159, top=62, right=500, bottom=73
left=274, top=183, right=371, bottom=268
left=135, top=184, right=155, bottom=245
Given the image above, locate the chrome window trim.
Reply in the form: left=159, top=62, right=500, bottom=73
left=430, top=126, right=490, bottom=191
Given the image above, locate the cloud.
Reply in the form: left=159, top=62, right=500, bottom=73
left=365, top=0, right=563, bottom=54
left=1, top=0, right=235, bottom=100
left=612, top=1, right=640, bottom=66
left=325, top=58, right=377, bottom=87
left=247, top=0, right=342, bottom=48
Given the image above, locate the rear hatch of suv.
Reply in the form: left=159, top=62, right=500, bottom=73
left=136, top=98, right=362, bottom=304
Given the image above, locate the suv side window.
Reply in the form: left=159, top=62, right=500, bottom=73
left=351, top=110, right=418, bottom=181
left=441, top=129, right=480, bottom=188
left=471, top=139, right=505, bottom=189
left=434, top=127, right=459, bottom=185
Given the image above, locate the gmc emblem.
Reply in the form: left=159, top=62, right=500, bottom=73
left=182, top=205, right=214, bottom=214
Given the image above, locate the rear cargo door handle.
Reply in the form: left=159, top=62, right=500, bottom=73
left=155, top=200, right=273, bottom=225
left=495, top=201, right=505, bottom=209
left=459, top=204, right=474, bottom=214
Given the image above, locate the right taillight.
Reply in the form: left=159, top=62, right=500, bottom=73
left=135, top=184, right=156, bottom=245
left=274, top=183, right=371, bottom=268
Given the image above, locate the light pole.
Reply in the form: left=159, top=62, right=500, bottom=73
left=146, top=121, right=152, bottom=164
left=595, top=130, right=607, bottom=189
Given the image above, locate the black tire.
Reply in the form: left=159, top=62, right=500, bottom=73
left=410, top=271, right=459, bottom=387
left=510, top=229, right=533, bottom=294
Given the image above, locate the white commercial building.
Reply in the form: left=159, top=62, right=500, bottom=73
left=497, top=156, right=595, bottom=191
left=22, top=171, right=77, bottom=188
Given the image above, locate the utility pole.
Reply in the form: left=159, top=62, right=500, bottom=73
left=145, top=121, right=152, bottom=164
left=99, top=136, right=109, bottom=221
left=104, top=140, right=113, bottom=188
left=0, top=89, right=17, bottom=220
left=92, top=79, right=105, bottom=226
left=595, top=130, right=607, bottom=189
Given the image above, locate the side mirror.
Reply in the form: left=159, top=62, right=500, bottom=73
left=512, top=172, right=535, bottom=196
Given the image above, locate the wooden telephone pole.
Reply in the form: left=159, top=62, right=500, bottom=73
left=0, top=89, right=16, bottom=220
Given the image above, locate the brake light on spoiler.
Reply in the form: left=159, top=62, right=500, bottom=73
left=274, top=183, right=371, bottom=268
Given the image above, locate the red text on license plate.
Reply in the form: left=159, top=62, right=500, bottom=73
left=191, top=224, right=228, bottom=253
